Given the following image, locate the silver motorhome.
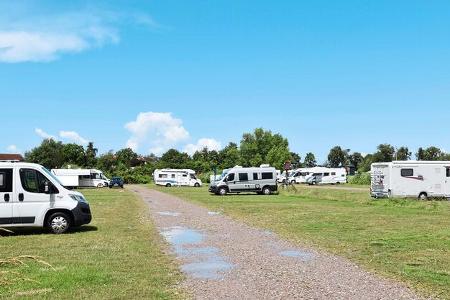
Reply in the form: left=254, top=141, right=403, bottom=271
left=209, top=166, right=278, bottom=195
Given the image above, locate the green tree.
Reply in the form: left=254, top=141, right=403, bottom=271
left=373, top=144, right=395, bottom=162
left=395, top=146, right=411, bottom=161
left=62, top=143, right=86, bottom=167
left=348, top=152, right=364, bottom=169
left=85, top=142, right=98, bottom=168
left=239, top=128, right=290, bottom=169
left=115, top=148, right=139, bottom=167
left=219, top=142, right=240, bottom=169
left=422, top=146, right=443, bottom=160
left=304, top=152, right=317, bottom=167
left=158, top=149, right=191, bottom=169
left=25, top=139, right=64, bottom=169
left=327, top=146, right=348, bottom=167
left=290, top=152, right=302, bottom=168
left=97, top=151, right=117, bottom=175
left=358, top=154, right=374, bottom=172
left=416, top=147, right=425, bottom=160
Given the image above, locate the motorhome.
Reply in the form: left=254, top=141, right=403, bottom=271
left=0, top=162, right=92, bottom=234
left=371, top=161, right=450, bottom=199
left=288, top=168, right=314, bottom=184
left=209, top=165, right=278, bottom=195
left=304, top=167, right=347, bottom=185
left=277, top=170, right=295, bottom=184
left=153, top=169, right=202, bottom=187
left=51, top=169, right=110, bottom=188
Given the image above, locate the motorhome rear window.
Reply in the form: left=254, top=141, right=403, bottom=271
left=401, top=169, right=414, bottom=177
left=261, top=172, right=273, bottom=180
left=238, top=173, right=248, bottom=181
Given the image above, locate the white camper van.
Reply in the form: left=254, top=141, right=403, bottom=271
left=51, top=169, right=110, bottom=188
left=371, top=161, right=450, bottom=199
left=305, top=167, right=347, bottom=185
left=0, top=162, right=92, bottom=234
left=153, top=169, right=202, bottom=187
left=209, top=165, right=278, bottom=195
left=288, top=168, right=313, bottom=184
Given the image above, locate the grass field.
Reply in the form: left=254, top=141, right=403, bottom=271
left=0, top=188, right=184, bottom=299
left=151, top=183, right=450, bottom=299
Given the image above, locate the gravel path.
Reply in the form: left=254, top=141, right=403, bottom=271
left=130, top=185, right=423, bottom=300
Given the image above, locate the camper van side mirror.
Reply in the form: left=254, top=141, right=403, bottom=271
left=44, top=182, right=50, bottom=194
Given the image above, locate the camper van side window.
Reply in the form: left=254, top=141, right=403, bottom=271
left=238, top=173, right=248, bottom=181
left=446, top=168, right=450, bottom=177
left=324, top=173, right=330, bottom=176
left=227, top=173, right=235, bottom=181
left=0, top=169, right=12, bottom=193
left=401, top=169, right=414, bottom=177
left=261, top=172, right=273, bottom=180
left=159, top=174, right=167, bottom=178
left=253, top=173, right=258, bottom=180
left=331, top=172, right=336, bottom=176
left=172, top=174, right=176, bottom=178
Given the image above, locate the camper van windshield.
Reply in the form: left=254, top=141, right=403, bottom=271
left=41, top=167, right=64, bottom=186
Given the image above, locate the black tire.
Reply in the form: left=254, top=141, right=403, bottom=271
left=194, top=183, right=200, bottom=187
left=166, top=183, right=172, bottom=187
left=290, top=180, right=296, bottom=185
left=218, top=187, right=227, bottom=196
left=419, top=192, right=428, bottom=200
left=120, top=185, right=124, bottom=189
left=47, top=212, right=71, bottom=234
left=262, top=186, right=272, bottom=195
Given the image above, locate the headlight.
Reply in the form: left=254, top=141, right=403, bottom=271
left=70, top=194, right=88, bottom=203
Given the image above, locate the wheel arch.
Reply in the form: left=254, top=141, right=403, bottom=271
left=44, top=209, right=74, bottom=227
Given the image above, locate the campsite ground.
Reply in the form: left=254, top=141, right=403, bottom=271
left=0, top=188, right=185, bottom=299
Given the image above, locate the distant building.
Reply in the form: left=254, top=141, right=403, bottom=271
left=0, top=153, right=24, bottom=162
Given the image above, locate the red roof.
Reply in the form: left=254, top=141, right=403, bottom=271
left=0, top=154, right=24, bottom=161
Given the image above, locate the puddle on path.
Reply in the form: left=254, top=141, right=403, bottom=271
left=160, top=226, right=233, bottom=280
left=279, top=250, right=314, bottom=261
left=157, top=211, right=181, bottom=217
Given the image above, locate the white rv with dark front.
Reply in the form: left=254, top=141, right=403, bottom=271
left=209, top=166, right=278, bottom=195
left=0, top=162, right=92, bottom=234
left=371, top=161, right=450, bottom=199
left=304, top=167, right=347, bottom=185
left=51, top=169, right=110, bottom=188
left=153, top=169, right=202, bottom=187
left=288, top=168, right=314, bottom=184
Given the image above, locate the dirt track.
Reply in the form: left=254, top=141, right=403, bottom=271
left=130, top=185, right=422, bottom=300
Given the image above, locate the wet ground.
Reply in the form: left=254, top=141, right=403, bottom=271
left=130, top=185, right=423, bottom=300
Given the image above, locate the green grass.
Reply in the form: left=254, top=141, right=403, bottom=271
left=150, top=183, right=450, bottom=299
left=0, top=188, right=185, bottom=299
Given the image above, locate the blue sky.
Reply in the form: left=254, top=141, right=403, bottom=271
left=1, top=0, right=450, bottom=162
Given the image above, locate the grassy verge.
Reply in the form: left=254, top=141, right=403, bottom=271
left=150, top=183, right=450, bottom=299
left=0, top=188, right=185, bottom=299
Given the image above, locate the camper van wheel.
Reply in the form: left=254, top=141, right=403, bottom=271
left=97, top=183, right=103, bottom=188
left=166, top=183, right=172, bottom=187
left=218, top=187, right=227, bottom=196
left=262, top=186, right=271, bottom=195
left=47, top=212, right=71, bottom=234
left=419, top=193, right=428, bottom=201
left=194, top=183, right=200, bottom=187
left=290, top=180, right=296, bottom=185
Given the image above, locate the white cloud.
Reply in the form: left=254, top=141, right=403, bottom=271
left=6, top=144, right=20, bottom=153
left=184, top=138, right=222, bottom=156
left=125, top=112, right=190, bottom=155
left=59, top=131, right=89, bottom=145
left=0, top=7, right=158, bottom=63
left=35, top=128, right=56, bottom=140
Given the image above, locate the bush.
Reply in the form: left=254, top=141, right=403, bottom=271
left=348, top=172, right=371, bottom=185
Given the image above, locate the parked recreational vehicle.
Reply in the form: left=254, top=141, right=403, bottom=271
left=209, top=165, right=278, bottom=195
left=304, top=167, right=347, bottom=185
left=0, top=162, right=92, bottom=233
left=288, top=168, right=313, bottom=184
left=153, top=169, right=202, bottom=187
left=51, top=169, right=110, bottom=188
left=277, top=170, right=295, bottom=184
left=371, top=161, right=450, bottom=199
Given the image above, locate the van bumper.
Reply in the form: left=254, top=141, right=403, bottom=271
left=71, top=202, right=92, bottom=226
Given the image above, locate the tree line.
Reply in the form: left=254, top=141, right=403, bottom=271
left=24, top=128, right=450, bottom=183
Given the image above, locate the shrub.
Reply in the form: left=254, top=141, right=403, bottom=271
left=348, top=172, right=371, bottom=185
